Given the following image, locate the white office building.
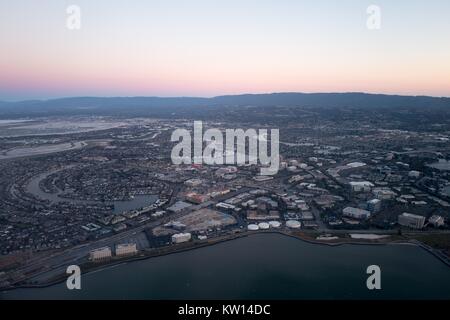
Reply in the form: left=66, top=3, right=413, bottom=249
left=398, top=213, right=425, bottom=229
left=89, top=247, right=112, bottom=261
left=116, top=243, right=138, bottom=256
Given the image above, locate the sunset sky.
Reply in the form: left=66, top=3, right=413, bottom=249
left=1, top=0, right=449, bottom=100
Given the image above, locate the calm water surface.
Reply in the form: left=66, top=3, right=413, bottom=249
left=2, top=233, right=450, bottom=300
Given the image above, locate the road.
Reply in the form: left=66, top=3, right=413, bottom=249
left=3, top=182, right=254, bottom=286
left=4, top=199, right=214, bottom=286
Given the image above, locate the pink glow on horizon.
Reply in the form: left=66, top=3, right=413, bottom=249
left=2, top=68, right=449, bottom=99
left=1, top=43, right=449, bottom=98
left=1, top=1, right=450, bottom=100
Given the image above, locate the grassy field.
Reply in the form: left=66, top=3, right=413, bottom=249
left=407, top=233, right=450, bottom=255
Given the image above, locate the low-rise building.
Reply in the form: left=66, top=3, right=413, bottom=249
left=300, top=211, right=314, bottom=220
left=115, top=243, right=138, bottom=256
left=429, top=215, right=445, bottom=228
left=408, top=171, right=422, bottom=178
left=185, top=192, right=210, bottom=204
left=350, top=181, right=374, bottom=193
left=113, top=223, right=127, bottom=233
left=372, top=188, right=396, bottom=200
left=216, top=202, right=236, bottom=210
left=184, top=178, right=203, bottom=187
left=172, top=233, right=192, bottom=244
left=167, top=201, right=192, bottom=213
left=111, top=215, right=126, bottom=225
left=367, top=199, right=382, bottom=213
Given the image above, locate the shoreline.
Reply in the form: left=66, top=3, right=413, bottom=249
left=2, top=230, right=449, bottom=293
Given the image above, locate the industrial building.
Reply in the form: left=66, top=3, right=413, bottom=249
left=398, top=213, right=425, bottom=229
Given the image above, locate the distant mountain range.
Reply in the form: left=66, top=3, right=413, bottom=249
left=0, top=92, right=449, bottom=117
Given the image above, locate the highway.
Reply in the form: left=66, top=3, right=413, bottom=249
left=5, top=199, right=214, bottom=286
